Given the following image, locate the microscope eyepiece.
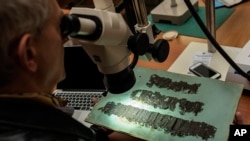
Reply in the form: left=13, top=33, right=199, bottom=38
left=60, top=14, right=81, bottom=37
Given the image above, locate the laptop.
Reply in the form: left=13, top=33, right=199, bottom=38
left=54, top=45, right=107, bottom=127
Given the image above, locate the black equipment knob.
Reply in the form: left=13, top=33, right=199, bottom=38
left=127, top=33, right=149, bottom=55
left=127, top=33, right=169, bottom=63
left=149, top=39, right=169, bottom=63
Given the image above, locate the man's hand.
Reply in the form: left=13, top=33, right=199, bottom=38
left=234, top=112, right=244, bottom=125
left=91, top=97, right=114, bottom=136
left=92, top=97, right=99, bottom=105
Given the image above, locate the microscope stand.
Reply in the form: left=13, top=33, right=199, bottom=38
left=150, top=0, right=198, bottom=25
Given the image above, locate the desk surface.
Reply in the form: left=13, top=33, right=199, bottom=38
left=136, top=0, right=250, bottom=123
left=62, top=0, right=250, bottom=140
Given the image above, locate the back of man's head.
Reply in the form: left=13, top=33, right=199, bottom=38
left=0, top=0, right=50, bottom=85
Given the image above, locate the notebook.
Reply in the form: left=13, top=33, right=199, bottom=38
left=54, top=45, right=106, bottom=127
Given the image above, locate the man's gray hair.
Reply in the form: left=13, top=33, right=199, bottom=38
left=0, top=0, right=51, bottom=85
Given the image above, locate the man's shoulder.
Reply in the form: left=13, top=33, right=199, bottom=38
left=0, top=98, right=95, bottom=140
left=0, top=97, right=71, bottom=121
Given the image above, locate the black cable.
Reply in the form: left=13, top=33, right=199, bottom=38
left=184, top=0, right=250, bottom=80
left=123, top=0, right=137, bottom=34
left=115, top=0, right=125, bottom=12
left=130, top=53, right=139, bottom=69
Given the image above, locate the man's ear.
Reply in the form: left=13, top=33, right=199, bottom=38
left=17, top=34, right=37, bottom=72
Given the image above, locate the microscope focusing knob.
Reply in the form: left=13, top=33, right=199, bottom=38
left=149, top=39, right=169, bottom=63
left=127, top=33, right=149, bottom=55
left=128, top=33, right=169, bottom=62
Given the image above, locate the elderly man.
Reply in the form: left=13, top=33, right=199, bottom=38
left=0, top=0, right=110, bottom=140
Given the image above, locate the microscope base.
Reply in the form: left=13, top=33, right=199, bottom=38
left=150, top=0, right=198, bottom=25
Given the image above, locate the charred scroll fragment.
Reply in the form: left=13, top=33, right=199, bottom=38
left=131, top=89, right=204, bottom=116
left=98, top=102, right=217, bottom=140
left=146, top=74, right=201, bottom=94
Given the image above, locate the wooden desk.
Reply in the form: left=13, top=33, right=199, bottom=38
left=136, top=0, right=250, bottom=124
left=109, top=1, right=250, bottom=140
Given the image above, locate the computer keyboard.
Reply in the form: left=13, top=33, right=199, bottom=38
left=54, top=91, right=104, bottom=110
